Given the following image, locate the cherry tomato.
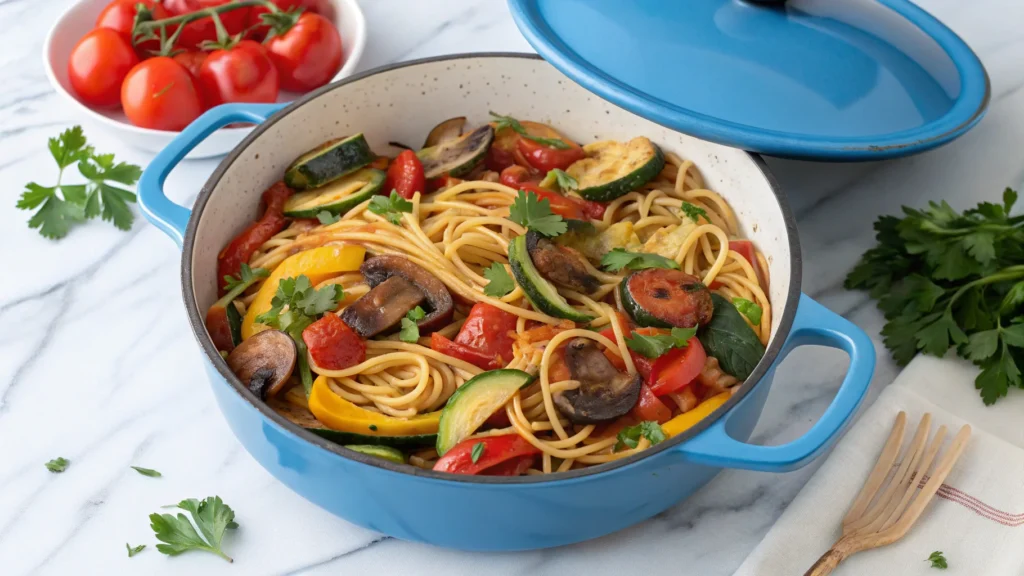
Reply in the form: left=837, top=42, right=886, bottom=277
left=430, top=333, right=501, bottom=371
left=172, top=51, right=209, bottom=80
left=303, top=314, right=365, bottom=370
left=217, top=182, right=292, bottom=291
left=121, top=57, right=202, bottom=129
left=164, top=0, right=250, bottom=50
left=198, top=40, right=279, bottom=106
left=382, top=150, right=425, bottom=200
left=632, top=383, right=673, bottom=423
left=452, top=303, right=518, bottom=368
left=516, top=136, right=586, bottom=173
left=68, top=28, right=139, bottom=109
left=433, top=434, right=540, bottom=475
left=490, top=120, right=564, bottom=171
left=648, top=338, right=707, bottom=396
left=264, top=12, right=343, bottom=92
left=498, top=165, right=537, bottom=189
left=95, top=0, right=169, bottom=56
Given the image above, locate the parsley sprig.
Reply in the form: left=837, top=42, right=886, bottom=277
left=18, top=126, right=141, bottom=239
left=368, top=190, right=413, bottom=225
left=256, top=275, right=344, bottom=395
left=149, top=497, right=238, bottom=562
left=483, top=263, right=515, bottom=297
left=927, top=550, right=947, bottom=569
left=489, top=112, right=572, bottom=150
left=509, top=190, right=567, bottom=237
left=625, top=327, right=697, bottom=358
left=846, top=189, right=1024, bottom=404
left=600, top=248, right=680, bottom=272
left=615, top=421, right=666, bottom=451
left=399, top=306, right=426, bottom=343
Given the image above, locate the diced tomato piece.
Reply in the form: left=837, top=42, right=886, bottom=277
left=499, top=165, right=537, bottom=189
left=217, top=181, right=291, bottom=294
left=433, top=434, right=540, bottom=475
left=383, top=149, right=425, bottom=199
left=302, top=314, right=366, bottom=370
left=632, top=383, right=673, bottom=423
left=453, top=303, right=518, bottom=365
left=431, top=332, right=502, bottom=370
left=649, top=338, right=707, bottom=396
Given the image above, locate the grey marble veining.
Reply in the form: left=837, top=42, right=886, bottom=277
left=1, top=0, right=1022, bottom=574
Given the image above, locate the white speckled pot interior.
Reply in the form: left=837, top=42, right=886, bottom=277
left=183, top=54, right=801, bottom=479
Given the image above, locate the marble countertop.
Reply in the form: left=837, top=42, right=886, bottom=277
left=2, top=0, right=1023, bottom=574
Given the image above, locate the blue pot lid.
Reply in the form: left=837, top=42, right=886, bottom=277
left=508, top=0, right=989, bottom=160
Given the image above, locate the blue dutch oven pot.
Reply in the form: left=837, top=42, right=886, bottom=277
left=138, top=54, right=875, bottom=551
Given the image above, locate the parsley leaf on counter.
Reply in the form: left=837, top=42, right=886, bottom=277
left=615, top=421, right=666, bottom=451
left=489, top=111, right=572, bottom=150
left=846, top=188, right=1024, bottom=404
left=223, top=263, right=268, bottom=292
left=368, top=190, right=413, bottom=225
left=126, top=543, right=146, bottom=557
left=399, top=306, right=426, bottom=343
left=131, top=466, right=162, bottom=478
left=509, top=190, right=567, bottom=237
left=17, top=126, right=141, bottom=239
left=733, top=298, right=763, bottom=326
left=45, top=457, right=70, bottom=473
left=625, top=327, right=697, bottom=358
left=150, top=496, right=238, bottom=562
left=680, top=201, right=707, bottom=222
left=482, top=263, right=515, bottom=297
left=601, top=248, right=680, bottom=272
left=927, top=551, right=948, bottom=569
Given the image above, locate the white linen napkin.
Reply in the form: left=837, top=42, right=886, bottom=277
left=734, top=356, right=1024, bottom=576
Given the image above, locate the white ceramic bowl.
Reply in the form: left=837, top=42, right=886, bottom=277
left=43, top=0, right=366, bottom=159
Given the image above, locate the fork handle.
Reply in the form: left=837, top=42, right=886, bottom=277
left=804, top=545, right=847, bottom=576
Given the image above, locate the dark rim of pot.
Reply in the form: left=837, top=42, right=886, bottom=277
left=182, top=52, right=802, bottom=485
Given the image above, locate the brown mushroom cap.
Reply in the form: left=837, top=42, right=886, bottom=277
left=357, top=255, right=454, bottom=333
left=226, top=330, right=297, bottom=400
left=526, top=231, right=600, bottom=295
left=554, top=338, right=642, bottom=424
left=340, top=275, right=427, bottom=339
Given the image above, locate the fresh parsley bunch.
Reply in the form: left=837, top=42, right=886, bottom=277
left=17, top=126, right=141, bottom=239
left=846, top=189, right=1024, bottom=404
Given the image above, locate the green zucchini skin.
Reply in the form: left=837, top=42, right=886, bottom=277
left=508, top=234, right=595, bottom=323
left=619, top=271, right=671, bottom=328
left=697, top=294, right=766, bottom=381
left=418, top=125, right=494, bottom=179
left=308, top=428, right=437, bottom=448
left=283, top=168, right=385, bottom=219
left=344, top=444, right=406, bottom=464
left=574, top=141, right=666, bottom=202
left=435, top=369, right=535, bottom=455
left=285, top=134, right=374, bottom=190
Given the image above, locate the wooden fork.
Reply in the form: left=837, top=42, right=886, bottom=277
left=804, top=412, right=971, bottom=575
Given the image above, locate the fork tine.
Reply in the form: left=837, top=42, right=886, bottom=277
left=845, top=413, right=931, bottom=535
left=842, top=412, right=906, bottom=527
left=876, top=425, right=947, bottom=532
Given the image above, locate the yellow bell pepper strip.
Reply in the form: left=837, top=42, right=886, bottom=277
left=242, top=244, right=365, bottom=341
left=662, top=392, right=731, bottom=437
left=308, top=375, right=441, bottom=436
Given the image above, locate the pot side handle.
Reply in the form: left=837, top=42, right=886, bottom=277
left=676, top=294, right=875, bottom=472
left=138, top=103, right=284, bottom=248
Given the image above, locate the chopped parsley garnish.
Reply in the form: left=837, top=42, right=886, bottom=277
left=733, top=298, right=763, bottom=325
left=509, top=190, right=567, bottom=237
left=482, top=263, right=515, bottom=297
left=368, top=190, right=413, bottom=225
left=149, top=496, right=238, bottom=562
left=45, top=457, right=70, bottom=473
left=399, top=306, right=426, bottom=343
left=615, top=421, right=666, bottom=451
left=927, top=551, right=947, bottom=569
left=539, top=168, right=578, bottom=191
left=680, top=201, right=707, bottom=221
left=126, top=543, right=146, bottom=557
left=223, top=263, right=269, bottom=292
left=625, top=327, right=697, bottom=359
left=131, top=466, right=162, bottom=478
left=489, top=111, right=572, bottom=150
left=316, top=210, right=340, bottom=225
left=470, top=442, right=485, bottom=463
left=600, top=248, right=680, bottom=272
left=18, top=126, right=142, bottom=239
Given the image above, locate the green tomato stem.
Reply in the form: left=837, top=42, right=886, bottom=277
left=134, top=0, right=277, bottom=37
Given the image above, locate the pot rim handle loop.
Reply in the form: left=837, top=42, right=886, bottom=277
left=676, top=294, right=875, bottom=472
left=138, top=103, right=283, bottom=248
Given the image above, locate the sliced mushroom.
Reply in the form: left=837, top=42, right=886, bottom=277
left=340, top=275, right=426, bottom=338
left=554, top=338, right=642, bottom=424
left=226, top=330, right=297, bottom=400
left=342, top=255, right=454, bottom=338
left=526, top=230, right=601, bottom=294
left=422, top=116, right=466, bottom=147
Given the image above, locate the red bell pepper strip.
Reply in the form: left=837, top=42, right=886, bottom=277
left=302, top=313, right=366, bottom=370
left=429, top=303, right=517, bottom=370
left=433, top=434, right=541, bottom=475
left=729, top=239, right=767, bottom=289
left=516, top=134, right=586, bottom=172
left=383, top=149, right=425, bottom=200
left=216, top=181, right=291, bottom=294
left=431, top=333, right=501, bottom=370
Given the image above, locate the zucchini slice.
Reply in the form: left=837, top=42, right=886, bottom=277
left=285, top=134, right=374, bottom=190
left=566, top=137, right=665, bottom=202
left=619, top=268, right=714, bottom=328
left=436, top=369, right=535, bottom=455
left=344, top=444, right=406, bottom=464
left=282, top=168, right=385, bottom=219
left=508, top=234, right=595, bottom=323
left=423, top=117, right=466, bottom=147
left=269, top=397, right=437, bottom=448
left=417, top=125, right=494, bottom=179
